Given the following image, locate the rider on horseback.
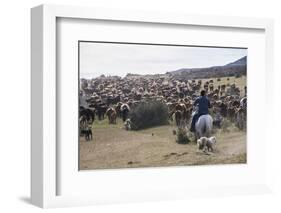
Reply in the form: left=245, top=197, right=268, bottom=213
left=190, top=90, right=211, bottom=132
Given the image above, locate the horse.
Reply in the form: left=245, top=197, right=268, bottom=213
left=195, top=114, right=213, bottom=140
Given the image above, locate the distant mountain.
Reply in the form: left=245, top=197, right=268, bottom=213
left=225, top=56, right=247, bottom=66
left=167, top=56, right=247, bottom=79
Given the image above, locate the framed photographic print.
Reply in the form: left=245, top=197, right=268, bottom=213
left=31, top=4, right=274, bottom=208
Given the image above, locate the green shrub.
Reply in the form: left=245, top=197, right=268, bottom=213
left=129, top=101, right=169, bottom=130
left=176, top=128, right=190, bottom=144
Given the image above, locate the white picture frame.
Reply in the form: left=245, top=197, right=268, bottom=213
left=31, top=4, right=274, bottom=208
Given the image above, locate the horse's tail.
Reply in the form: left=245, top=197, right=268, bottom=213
left=203, top=122, right=206, bottom=135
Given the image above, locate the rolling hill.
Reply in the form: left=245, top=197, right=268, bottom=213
left=167, top=56, right=247, bottom=80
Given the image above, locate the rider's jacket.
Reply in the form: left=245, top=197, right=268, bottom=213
left=194, top=96, right=211, bottom=115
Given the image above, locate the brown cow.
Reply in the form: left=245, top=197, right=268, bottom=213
left=106, top=107, right=117, bottom=124
left=174, top=110, right=183, bottom=127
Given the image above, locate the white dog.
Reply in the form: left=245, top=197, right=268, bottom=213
left=197, top=136, right=217, bottom=152
left=124, top=118, right=132, bottom=130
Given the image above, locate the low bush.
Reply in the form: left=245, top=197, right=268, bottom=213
left=221, top=118, right=232, bottom=132
left=129, top=101, right=169, bottom=130
left=176, top=128, right=190, bottom=144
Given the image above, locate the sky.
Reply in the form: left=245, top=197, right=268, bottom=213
left=79, top=42, right=247, bottom=79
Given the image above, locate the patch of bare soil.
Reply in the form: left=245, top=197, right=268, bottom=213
left=79, top=123, right=246, bottom=170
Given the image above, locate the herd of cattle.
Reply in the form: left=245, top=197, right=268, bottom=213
left=79, top=75, right=247, bottom=140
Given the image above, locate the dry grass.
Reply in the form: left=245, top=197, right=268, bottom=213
left=80, top=118, right=246, bottom=170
